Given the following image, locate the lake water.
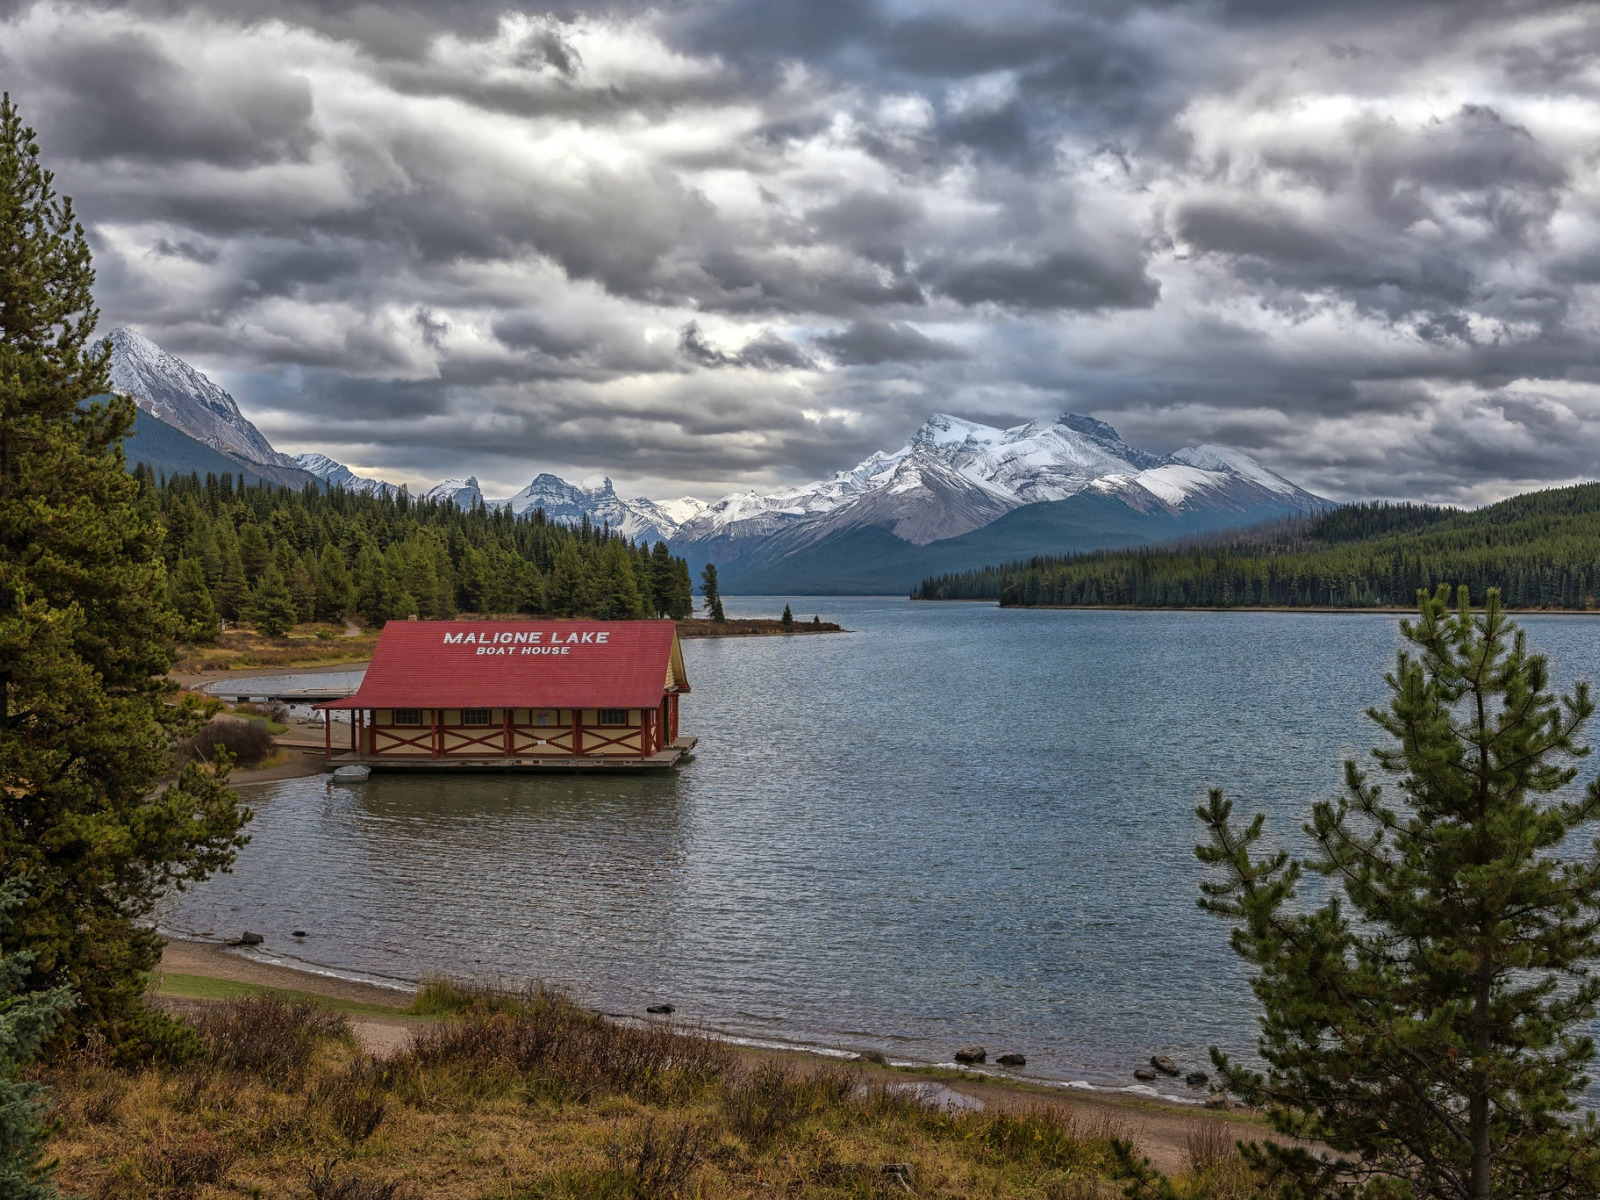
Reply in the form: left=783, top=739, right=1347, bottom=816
left=165, top=599, right=1600, bottom=1098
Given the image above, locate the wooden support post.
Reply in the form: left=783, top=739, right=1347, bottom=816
left=503, top=709, right=512, bottom=757
left=431, top=710, right=440, bottom=759
left=571, top=709, right=583, bottom=758
left=324, top=711, right=331, bottom=759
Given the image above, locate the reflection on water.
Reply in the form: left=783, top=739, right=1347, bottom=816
left=165, top=599, right=1600, bottom=1094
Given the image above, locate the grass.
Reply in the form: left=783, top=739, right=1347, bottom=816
left=42, top=982, right=1262, bottom=1199
left=175, top=623, right=378, bottom=673
left=150, top=973, right=416, bottom=1021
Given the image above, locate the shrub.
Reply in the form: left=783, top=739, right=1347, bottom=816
left=181, top=716, right=275, bottom=767
left=725, top=1062, right=854, bottom=1147
left=401, top=987, right=731, bottom=1104
left=191, top=995, right=349, bottom=1081
left=305, top=1158, right=412, bottom=1200
left=974, top=1107, right=1098, bottom=1172
left=315, top=1057, right=388, bottom=1146
left=409, top=977, right=529, bottom=1017
left=606, top=1118, right=706, bottom=1200
left=136, top=1130, right=236, bottom=1196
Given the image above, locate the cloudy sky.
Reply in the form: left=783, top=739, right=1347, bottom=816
left=5, top=0, right=1598, bottom=503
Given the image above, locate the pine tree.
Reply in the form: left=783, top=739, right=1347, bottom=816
left=236, top=521, right=270, bottom=584
left=290, top=557, right=316, bottom=623
left=390, top=590, right=419, bottom=621
left=216, top=541, right=248, bottom=621
left=169, top=556, right=218, bottom=642
left=780, top=603, right=793, bottom=627
left=0, top=880, right=74, bottom=1200
left=701, top=562, right=726, bottom=623
left=1195, top=587, right=1600, bottom=1199
left=245, top=565, right=297, bottom=636
left=649, top=541, right=676, bottom=617
left=313, top=543, right=355, bottom=622
left=0, top=93, right=248, bottom=1055
left=353, top=543, right=392, bottom=627
left=547, top=540, right=585, bottom=617
left=593, top=539, right=647, bottom=619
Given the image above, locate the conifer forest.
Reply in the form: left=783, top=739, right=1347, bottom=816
left=918, top=485, right=1600, bottom=611
left=137, top=466, right=697, bottom=641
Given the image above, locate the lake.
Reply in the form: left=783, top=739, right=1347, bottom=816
left=163, top=598, right=1600, bottom=1099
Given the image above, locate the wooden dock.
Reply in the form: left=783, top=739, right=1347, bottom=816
left=325, top=737, right=698, bottom=774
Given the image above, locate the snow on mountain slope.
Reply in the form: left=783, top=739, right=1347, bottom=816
left=295, top=452, right=401, bottom=498
left=500, top=474, right=696, bottom=542
left=423, top=477, right=486, bottom=509
left=1169, top=445, right=1299, bottom=496
left=673, top=412, right=1328, bottom=558
left=109, top=328, right=299, bottom=471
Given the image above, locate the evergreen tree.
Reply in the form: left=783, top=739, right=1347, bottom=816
left=670, top=558, right=693, bottom=620
left=1195, top=587, right=1600, bottom=1199
left=216, top=541, right=248, bottom=621
left=290, top=557, right=316, bottom=623
left=547, top=540, right=585, bottom=617
left=0, top=93, right=248, bottom=1054
left=169, top=556, right=218, bottom=642
left=390, top=590, right=419, bottom=621
left=353, top=543, right=392, bottom=627
left=593, top=539, right=647, bottom=619
left=236, top=520, right=270, bottom=584
left=314, top=543, right=355, bottom=621
left=648, top=541, right=676, bottom=617
left=780, top=603, right=793, bottom=627
left=245, top=565, right=297, bottom=636
left=0, top=880, right=74, bottom=1200
left=701, top=562, right=726, bottom=622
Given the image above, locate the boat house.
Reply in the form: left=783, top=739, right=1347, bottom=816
left=318, top=619, right=693, bottom=771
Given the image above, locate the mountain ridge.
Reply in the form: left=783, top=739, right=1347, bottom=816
left=105, top=328, right=1332, bottom=594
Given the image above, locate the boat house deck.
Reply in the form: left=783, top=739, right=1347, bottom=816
left=317, top=620, right=693, bottom=773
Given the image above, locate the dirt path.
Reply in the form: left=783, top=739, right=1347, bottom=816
left=155, top=940, right=1259, bottom=1174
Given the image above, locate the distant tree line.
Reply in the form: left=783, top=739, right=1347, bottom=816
left=916, top=486, right=1600, bottom=610
left=134, top=466, right=696, bottom=640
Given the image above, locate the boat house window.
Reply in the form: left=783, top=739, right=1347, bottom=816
left=462, top=708, right=491, bottom=726
left=599, top=709, right=628, bottom=727
left=534, top=711, right=554, bottom=727
left=394, top=709, right=422, bottom=726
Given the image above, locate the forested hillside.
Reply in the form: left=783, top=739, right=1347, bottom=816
left=916, top=485, right=1600, bottom=609
left=139, top=467, right=695, bottom=640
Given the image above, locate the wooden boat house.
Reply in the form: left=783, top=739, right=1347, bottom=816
left=318, top=620, right=693, bottom=771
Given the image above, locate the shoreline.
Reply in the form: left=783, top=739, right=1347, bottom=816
left=948, top=603, right=1600, bottom=615
left=153, top=936, right=1256, bottom=1174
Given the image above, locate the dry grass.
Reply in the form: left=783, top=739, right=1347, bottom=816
left=41, top=987, right=1246, bottom=1199
left=174, top=624, right=377, bottom=673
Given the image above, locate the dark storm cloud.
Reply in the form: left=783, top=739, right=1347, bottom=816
left=4, top=0, right=1597, bottom=502
left=930, top=250, right=1161, bottom=313
left=816, top=319, right=964, bottom=365
left=26, top=30, right=315, bottom=166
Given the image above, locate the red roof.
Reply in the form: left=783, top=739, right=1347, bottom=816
left=317, top=620, right=687, bottom=711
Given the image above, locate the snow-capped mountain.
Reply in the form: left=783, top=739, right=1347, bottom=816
left=294, top=452, right=401, bottom=498
left=500, top=474, right=701, bottom=543
left=109, top=328, right=301, bottom=473
left=423, top=477, right=486, bottom=509
left=673, top=412, right=1326, bottom=556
